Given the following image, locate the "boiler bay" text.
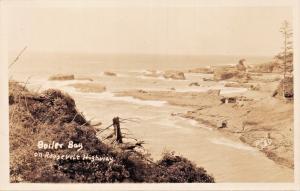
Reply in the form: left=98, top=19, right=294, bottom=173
left=37, top=141, right=83, bottom=151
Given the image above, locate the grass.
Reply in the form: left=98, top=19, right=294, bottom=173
left=9, top=81, right=215, bottom=183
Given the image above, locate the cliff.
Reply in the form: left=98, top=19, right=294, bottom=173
left=9, top=81, right=214, bottom=183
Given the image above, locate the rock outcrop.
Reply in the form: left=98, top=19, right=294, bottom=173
left=48, top=74, right=75, bottom=81
left=213, top=67, right=239, bottom=81
left=188, top=67, right=214, bottom=74
left=213, top=65, right=251, bottom=82
left=189, top=82, right=200, bottom=86
left=104, top=71, right=117, bottom=76
left=163, top=70, right=185, bottom=80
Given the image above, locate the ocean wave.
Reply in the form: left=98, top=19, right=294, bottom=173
left=175, top=86, right=247, bottom=94
left=220, top=88, right=248, bottom=94
left=31, top=79, right=166, bottom=107
left=210, top=137, right=256, bottom=151
left=179, top=117, right=213, bottom=131
left=79, top=91, right=167, bottom=107
left=136, top=75, right=166, bottom=80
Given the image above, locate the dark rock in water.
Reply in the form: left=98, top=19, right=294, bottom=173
left=224, top=82, right=241, bottom=88
left=189, top=82, right=200, bottom=86
left=228, top=97, right=237, bottom=103
left=220, top=97, right=237, bottom=104
left=48, top=74, right=75, bottom=81
left=138, top=89, right=147, bottom=93
left=220, top=97, right=226, bottom=104
left=188, top=67, right=214, bottom=74
left=221, top=121, right=227, bottom=128
left=104, top=71, right=117, bottom=76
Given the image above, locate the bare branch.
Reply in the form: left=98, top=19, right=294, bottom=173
left=119, top=118, right=141, bottom=123
left=9, top=46, right=27, bottom=69
left=70, top=113, right=79, bottom=123
left=22, top=76, right=33, bottom=90
left=97, top=123, right=114, bottom=134
left=90, top=121, right=102, bottom=127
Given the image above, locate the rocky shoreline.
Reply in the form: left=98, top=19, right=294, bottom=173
left=116, top=66, right=294, bottom=169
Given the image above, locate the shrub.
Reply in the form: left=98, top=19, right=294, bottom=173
left=9, top=81, right=215, bottom=183
left=151, top=151, right=215, bottom=183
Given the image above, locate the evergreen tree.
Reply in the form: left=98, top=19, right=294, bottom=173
left=277, top=20, right=293, bottom=77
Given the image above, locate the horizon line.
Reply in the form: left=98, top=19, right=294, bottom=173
left=7, top=50, right=275, bottom=58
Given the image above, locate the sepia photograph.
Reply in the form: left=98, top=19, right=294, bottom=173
left=0, top=0, right=299, bottom=190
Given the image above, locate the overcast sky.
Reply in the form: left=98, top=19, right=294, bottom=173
left=5, top=1, right=293, bottom=56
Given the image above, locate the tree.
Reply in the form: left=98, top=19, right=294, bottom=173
left=278, top=20, right=293, bottom=78
left=276, top=20, right=293, bottom=100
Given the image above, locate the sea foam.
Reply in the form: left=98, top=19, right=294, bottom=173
left=210, top=137, right=256, bottom=151
left=78, top=91, right=167, bottom=107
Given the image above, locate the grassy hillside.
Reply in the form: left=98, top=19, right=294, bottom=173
left=9, top=81, right=214, bottom=183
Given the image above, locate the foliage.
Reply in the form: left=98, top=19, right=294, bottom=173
left=152, top=151, right=215, bottom=183
left=9, top=81, right=215, bottom=183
